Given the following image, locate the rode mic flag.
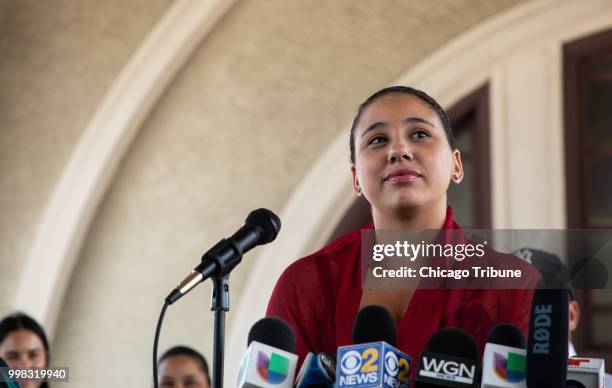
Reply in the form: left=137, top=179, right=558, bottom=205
left=480, top=324, right=526, bottom=388
left=238, top=317, right=298, bottom=388
left=566, top=357, right=605, bottom=388
left=336, top=305, right=411, bottom=388
left=525, top=284, right=569, bottom=388
left=415, top=327, right=479, bottom=388
left=294, top=352, right=336, bottom=388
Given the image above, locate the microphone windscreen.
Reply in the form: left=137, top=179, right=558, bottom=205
left=245, top=208, right=281, bottom=244
left=424, top=327, right=479, bottom=361
left=486, top=323, right=526, bottom=349
left=352, top=305, right=396, bottom=346
left=525, top=285, right=569, bottom=388
left=248, top=317, right=296, bottom=353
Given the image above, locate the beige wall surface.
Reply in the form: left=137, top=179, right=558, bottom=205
left=0, top=0, right=173, bottom=313
left=1, top=0, right=531, bottom=386
left=0, top=1, right=8, bottom=30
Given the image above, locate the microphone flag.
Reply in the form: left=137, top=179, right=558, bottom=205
left=416, top=351, right=478, bottom=387
left=480, top=343, right=526, bottom=388
left=237, top=341, right=298, bottom=388
left=336, top=341, right=411, bottom=388
left=567, top=357, right=605, bottom=388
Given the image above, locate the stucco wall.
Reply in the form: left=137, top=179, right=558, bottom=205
left=0, top=0, right=172, bottom=314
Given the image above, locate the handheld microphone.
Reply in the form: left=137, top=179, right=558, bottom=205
left=415, top=327, right=480, bottom=387
left=480, top=323, right=526, bottom=388
left=294, top=352, right=336, bottom=388
left=566, top=357, right=605, bottom=388
left=336, top=305, right=412, bottom=388
left=525, top=283, right=569, bottom=388
left=237, top=317, right=299, bottom=388
left=166, top=208, right=281, bottom=304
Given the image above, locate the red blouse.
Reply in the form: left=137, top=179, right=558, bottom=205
left=266, top=207, right=540, bottom=381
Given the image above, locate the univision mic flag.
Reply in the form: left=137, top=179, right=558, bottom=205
left=481, top=344, right=526, bottom=388
left=336, top=342, right=411, bottom=388
left=237, top=341, right=298, bottom=388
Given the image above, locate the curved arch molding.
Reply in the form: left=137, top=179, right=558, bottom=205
left=12, top=0, right=238, bottom=337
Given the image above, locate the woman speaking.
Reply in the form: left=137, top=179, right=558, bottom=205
left=266, top=86, right=538, bottom=378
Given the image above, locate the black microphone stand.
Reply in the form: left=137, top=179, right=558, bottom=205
left=211, top=274, right=230, bottom=388
left=161, top=209, right=280, bottom=388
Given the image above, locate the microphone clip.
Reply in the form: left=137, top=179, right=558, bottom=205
left=201, top=237, right=244, bottom=278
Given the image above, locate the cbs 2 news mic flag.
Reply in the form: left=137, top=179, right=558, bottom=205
left=237, top=341, right=298, bottom=388
left=337, top=342, right=411, bottom=388
left=417, top=352, right=478, bottom=387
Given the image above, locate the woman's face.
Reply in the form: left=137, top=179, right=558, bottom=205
left=351, top=92, right=463, bottom=218
left=159, top=355, right=210, bottom=388
left=0, top=329, right=47, bottom=388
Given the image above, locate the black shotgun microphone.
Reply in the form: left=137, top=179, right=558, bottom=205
left=166, top=208, right=281, bottom=304
left=525, top=283, right=569, bottom=388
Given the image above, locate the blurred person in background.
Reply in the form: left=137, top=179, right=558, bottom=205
left=157, top=345, right=211, bottom=388
left=0, top=313, right=49, bottom=388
